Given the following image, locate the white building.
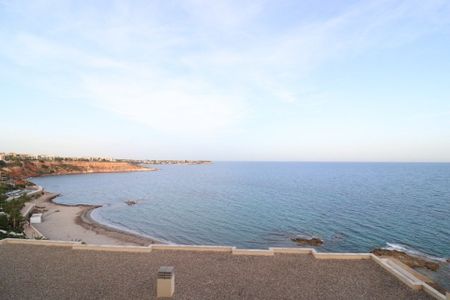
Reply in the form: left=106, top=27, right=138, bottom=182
left=30, top=213, right=43, bottom=224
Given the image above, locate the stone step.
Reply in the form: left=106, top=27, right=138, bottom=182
left=389, top=258, right=433, bottom=283
left=381, top=258, right=423, bottom=290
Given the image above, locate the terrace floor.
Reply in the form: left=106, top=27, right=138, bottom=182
left=0, top=243, right=434, bottom=300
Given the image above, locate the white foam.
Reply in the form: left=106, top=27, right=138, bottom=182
left=384, top=242, right=446, bottom=263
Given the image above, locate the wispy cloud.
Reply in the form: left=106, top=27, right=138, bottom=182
left=1, top=0, right=449, bottom=139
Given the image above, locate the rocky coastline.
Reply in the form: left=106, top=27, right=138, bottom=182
left=371, top=248, right=441, bottom=271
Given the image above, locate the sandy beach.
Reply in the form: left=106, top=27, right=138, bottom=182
left=28, top=192, right=157, bottom=246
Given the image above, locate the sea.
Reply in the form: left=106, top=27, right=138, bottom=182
left=32, top=162, right=449, bottom=259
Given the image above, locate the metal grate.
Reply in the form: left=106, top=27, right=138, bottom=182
left=158, top=266, right=174, bottom=279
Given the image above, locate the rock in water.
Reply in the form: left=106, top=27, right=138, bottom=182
left=291, top=235, right=324, bottom=246
left=125, top=200, right=138, bottom=206
left=371, top=248, right=440, bottom=271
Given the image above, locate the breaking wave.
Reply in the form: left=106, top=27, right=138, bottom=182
left=384, top=242, right=447, bottom=263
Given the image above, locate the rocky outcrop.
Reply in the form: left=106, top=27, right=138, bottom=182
left=291, top=235, right=324, bottom=246
left=371, top=248, right=440, bottom=271
left=125, top=200, right=138, bottom=206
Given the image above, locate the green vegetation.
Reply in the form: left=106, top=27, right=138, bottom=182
left=6, top=160, right=23, bottom=167
left=0, top=184, right=28, bottom=239
left=0, top=184, right=15, bottom=195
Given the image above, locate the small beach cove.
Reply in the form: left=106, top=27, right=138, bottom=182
left=29, top=191, right=157, bottom=246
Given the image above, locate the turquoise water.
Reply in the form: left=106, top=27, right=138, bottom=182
left=32, top=162, right=450, bottom=259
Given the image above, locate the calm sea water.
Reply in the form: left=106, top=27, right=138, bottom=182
left=32, top=162, right=450, bottom=258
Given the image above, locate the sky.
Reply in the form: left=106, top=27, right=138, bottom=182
left=1, top=0, right=450, bottom=162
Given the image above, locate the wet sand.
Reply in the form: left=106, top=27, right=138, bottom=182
left=31, top=192, right=157, bottom=246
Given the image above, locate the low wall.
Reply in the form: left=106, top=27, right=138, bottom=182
left=73, top=244, right=152, bottom=253
left=29, top=223, right=45, bottom=238
left=151, top=244, right=234, bottom=252
left=3, top=238, right=80, bottom=247
left=0, top=238, right=446, bottom=300
left=26, top=186, right=44, bottom=198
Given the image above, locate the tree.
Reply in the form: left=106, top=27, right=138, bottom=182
left=1, top=195, right=27, bottom=232
left=0, top=213, right=9, bottom=230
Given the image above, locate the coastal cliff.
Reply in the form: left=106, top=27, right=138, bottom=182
left=0, top=152, right=211, bottom=184
left=2, top=160, right=154, bottom=180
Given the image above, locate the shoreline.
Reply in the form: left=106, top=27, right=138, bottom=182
left=75, top=204, right=160, bottom=246
left=30, top=191, right=159, bottom=246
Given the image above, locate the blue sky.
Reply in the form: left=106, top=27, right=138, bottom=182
left=1, top=0, right=450, bottom=161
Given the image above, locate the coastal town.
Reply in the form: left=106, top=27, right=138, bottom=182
left=0, top=152, right=210, bottom=166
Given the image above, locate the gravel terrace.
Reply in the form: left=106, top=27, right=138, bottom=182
left=0, top=244, right=434, bottom=300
